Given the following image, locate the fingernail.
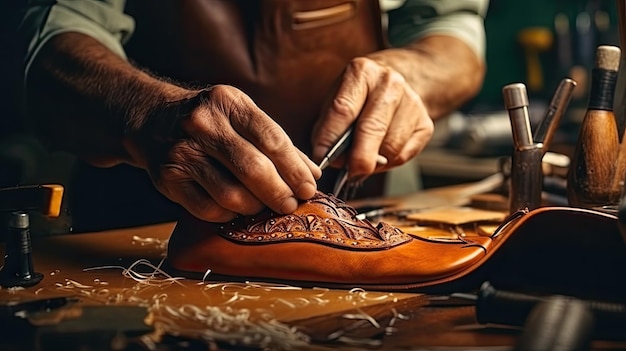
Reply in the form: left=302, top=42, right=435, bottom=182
left=279, top=196, right=298, bottom=214
left=296, top=181, right=317, bottom=199
left=312, top=166, right=322, bottom=180
left=376, top=155, right=388, bottom=165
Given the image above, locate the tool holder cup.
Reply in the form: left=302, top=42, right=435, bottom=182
left=501, top=82, right=545, bottom=215
left=509, top=144, right=544, bottom=215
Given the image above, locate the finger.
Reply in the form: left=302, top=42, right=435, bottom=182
left=155, top=165, right=239, bottom=223
left=311, top=59, right=370, bottom=163
left=378, top=90, right=432, bottom=168
left=183, top=146, right=268, bottom=216
left=205, top=93, right=316, bottom=212
left=233, top=115, right=318, bottom=203
left=126, top=139, right=242, bottom=221
left=393, top=123, right=433, bottom=167
left=348, top=69, right=404, bottom=177
left=190, top=86, right=315, bottom=214
left=156, top=141, right=267, bottom=219
left=297, top=149, right=322, bottom=180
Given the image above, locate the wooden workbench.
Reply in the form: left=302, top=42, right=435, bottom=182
left=2, top=180, right=626, bottom=350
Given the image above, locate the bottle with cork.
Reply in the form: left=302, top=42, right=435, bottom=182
left=567, top=45, right=622, bottom=208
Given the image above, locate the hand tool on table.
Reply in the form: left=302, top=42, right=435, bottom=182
left=512, top=296, right=594, bottom=351
left=430, top=281, right=626, bottom=341
left=0, top=184, right=64, bottom=288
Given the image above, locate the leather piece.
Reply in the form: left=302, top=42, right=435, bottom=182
left=408, top=206, right=626, bottom=302
left=213, top=192, right=413, bottom=249
left=167, top=191, right=490, bottom=285
left=168, top=203, right=626, bottom=301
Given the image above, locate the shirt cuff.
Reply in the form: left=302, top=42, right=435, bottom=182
left=21, top=0, right=134, bottom=86
left=387, top=0, right=487, bottom=60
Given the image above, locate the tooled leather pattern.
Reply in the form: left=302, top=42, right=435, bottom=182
left=215, top=192, right=413, bottom=250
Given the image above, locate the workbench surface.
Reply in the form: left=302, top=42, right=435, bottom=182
left=1, top=181, right=626, bottom=350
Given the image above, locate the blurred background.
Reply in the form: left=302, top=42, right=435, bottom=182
left=419, top=0, right=623, bottom=187
left=0, top=0, right=624, bottom=234
left=473, top=0, right=619, bottom=112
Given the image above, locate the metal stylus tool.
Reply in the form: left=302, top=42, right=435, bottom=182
left=317, top=123, right=388, bottom=199
left=318, top=125, right=355, bottom=171
left=533, top=78, right=576, bottom=154
left=503, top=83, right=534, bottom=150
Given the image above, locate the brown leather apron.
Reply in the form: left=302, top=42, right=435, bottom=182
left=70, top=0, right=388, bottom=232
left=124, top=0, right=386, bottom=153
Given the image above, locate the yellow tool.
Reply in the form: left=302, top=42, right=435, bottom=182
left=0, top=184, right=64, bottom=218
left=518, top=27, right=554, bottom=93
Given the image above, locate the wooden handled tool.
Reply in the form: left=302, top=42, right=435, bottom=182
left=567, top=45, right=621, bottom=207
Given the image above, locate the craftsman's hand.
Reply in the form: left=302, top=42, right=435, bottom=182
left=125, top=85, right=321, bottom=222
left=312, top=57, right=434, bottom=178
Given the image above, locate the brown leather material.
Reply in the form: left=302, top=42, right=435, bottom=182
left=453, top=206, right=626, bottom=301
left=124, top=0, right=385, bottom=156
left=167, top=200, right=626, bottom=301
left=208, top=193, right=414, bottom=250
left=167, top=191, right=491, bottom=285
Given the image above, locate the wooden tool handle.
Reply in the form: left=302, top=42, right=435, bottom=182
left=567, top=46, right=621, bottom=207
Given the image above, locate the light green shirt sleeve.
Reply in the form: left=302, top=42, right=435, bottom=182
left=386, top=0, right=489, bottom=60
left=20, top=0, right=134, bottom=85
left=19, top=0, right=487, bottom=80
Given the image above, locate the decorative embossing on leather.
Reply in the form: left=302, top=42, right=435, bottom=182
left=213, top=192, right=413, bottom=250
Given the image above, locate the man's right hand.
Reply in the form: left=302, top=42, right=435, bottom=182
left=125, top=85, right=321, bottom=223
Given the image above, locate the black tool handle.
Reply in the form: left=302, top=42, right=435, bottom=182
left=513, top=296, right=594, bottom=351
left=476, top=282, right=626, bottom=340
left=0, top=212, right=43, bottom=288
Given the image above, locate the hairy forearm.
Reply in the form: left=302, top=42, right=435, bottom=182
left=367, top=35, right=485, bottom=119
left=26, top=32, right=199, bottom=167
